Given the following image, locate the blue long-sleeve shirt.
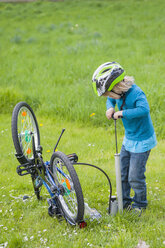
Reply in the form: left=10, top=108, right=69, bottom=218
left=106, top=84, right=156, bottom=143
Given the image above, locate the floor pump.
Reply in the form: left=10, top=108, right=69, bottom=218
left=110, top=116, right=123, bottom=215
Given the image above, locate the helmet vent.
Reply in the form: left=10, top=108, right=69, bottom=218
left=102, top=68, right=110, bottom=74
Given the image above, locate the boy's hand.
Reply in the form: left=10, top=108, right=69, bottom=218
left=113, top=111, right=123, bottom=119
left=106, top=108, right=115, bottom=119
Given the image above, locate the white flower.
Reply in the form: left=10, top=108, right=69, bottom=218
left=24, top=236, right=28, bottom=242
left=136, top=240, right=150, bottom=248
left=0, top=242, right=8, bottom=248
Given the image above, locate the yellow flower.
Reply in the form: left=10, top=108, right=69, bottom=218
left=90, top=113, right=95, bottom=117
left=46, top=150, right=51, bottom=153
left=40, top=123, right=43, bottom=127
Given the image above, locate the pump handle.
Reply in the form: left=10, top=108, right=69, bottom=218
left=112, top=113, right=123, bottom=120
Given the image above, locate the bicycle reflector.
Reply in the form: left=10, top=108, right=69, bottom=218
left=22, top=111, right=27, bottom=117
left=79, top=221, right=87, bottom=229
left=62, top=179, right=71, bottom=196
left=26, top=148, right=31, bottom=154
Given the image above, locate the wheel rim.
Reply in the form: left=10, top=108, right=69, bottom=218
left=52, top=157, right=78, bottom=219
left=17, top=107, right=39, bottom=160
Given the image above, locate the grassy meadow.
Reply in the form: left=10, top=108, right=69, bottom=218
left=0, top=0, right=165, bottom=247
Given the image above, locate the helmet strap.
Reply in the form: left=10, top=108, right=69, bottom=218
left=110, top=90, right=126, bottom=110
left=111, top=90, right=125, bottom=97
left=120, top=93, right=126, bottom=110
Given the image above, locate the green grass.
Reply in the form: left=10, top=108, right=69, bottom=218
left=0, top=0, right=165, bottom=137
left=0, top=0, right=165, bottom=247
left=0, top=114, right=164, bottom=248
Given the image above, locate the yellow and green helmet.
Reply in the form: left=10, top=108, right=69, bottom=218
left=92, top=62, right=125, bottom=96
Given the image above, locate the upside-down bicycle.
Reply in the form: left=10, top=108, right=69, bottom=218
left=11, top=101, right=86, bottom=227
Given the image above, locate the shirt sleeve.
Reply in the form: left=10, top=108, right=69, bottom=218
left=122, top=91, right=150, bottom=119
left=106, top=97, right=116, bottom=110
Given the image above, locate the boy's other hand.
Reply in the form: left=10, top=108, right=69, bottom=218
left=113, top=111, right=123, bottom=119
left=106, top=108, right=115, bottom=119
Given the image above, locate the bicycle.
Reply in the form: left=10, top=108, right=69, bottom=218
left=11, top=101, right=86, bottom=227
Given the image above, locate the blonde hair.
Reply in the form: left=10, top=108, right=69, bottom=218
left=112, top=76, right=134, bottom=94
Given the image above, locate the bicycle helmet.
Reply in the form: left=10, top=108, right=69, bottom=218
left=92, top=62, right=125, bottom=96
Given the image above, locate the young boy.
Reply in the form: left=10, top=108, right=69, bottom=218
left=92, top=62, right=157, bottom=211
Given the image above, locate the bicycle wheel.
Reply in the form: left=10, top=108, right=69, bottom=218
left=50, top=151, right=84, bottom=224
left=12, top=102, right=40, bottom=165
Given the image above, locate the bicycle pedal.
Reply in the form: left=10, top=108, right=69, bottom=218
left=67, top=153, right=78, bottom=163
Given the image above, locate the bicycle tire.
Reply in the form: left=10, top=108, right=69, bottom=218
left=50, top=151, right=84, bottom=224
left=11, top=102, right=40, bottom=165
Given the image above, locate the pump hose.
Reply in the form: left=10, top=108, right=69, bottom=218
left=73, top=162, right=112, bottom=214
